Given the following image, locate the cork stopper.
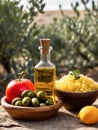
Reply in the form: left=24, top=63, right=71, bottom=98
left=40, top=39, right=51, bottom=54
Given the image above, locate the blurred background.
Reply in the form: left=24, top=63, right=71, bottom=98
left=0, top=0, right=98, bottom=97
left=20, top=0, right=96, bottom=10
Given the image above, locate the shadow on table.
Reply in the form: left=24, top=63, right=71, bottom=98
left=15, top=110, right=98, bottom=130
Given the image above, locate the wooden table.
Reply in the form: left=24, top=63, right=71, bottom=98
left=0, top=99, right=98, bottom=130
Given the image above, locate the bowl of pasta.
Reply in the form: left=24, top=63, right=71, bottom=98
left=55, top=70, right=98, bottom=111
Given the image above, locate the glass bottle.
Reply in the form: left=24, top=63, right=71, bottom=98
left=34, top=39, right=56, bottom=103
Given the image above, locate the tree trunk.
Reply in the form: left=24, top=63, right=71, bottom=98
left=0, top=56, right=11, bottom=73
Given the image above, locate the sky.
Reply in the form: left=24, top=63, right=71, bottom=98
left=20, top=0, right=98, bottom=10
left=43, top=0, right=92, bottom=10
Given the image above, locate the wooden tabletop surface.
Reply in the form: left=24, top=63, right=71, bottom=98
left=0, top=99, right=98, bottom=130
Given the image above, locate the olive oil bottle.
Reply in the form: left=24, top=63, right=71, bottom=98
left=34, top=39, right=56, bottom=103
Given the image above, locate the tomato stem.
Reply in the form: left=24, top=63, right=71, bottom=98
left=18, top=71, right=26, bottom=81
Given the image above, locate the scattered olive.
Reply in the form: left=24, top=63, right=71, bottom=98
left=37, top=90, right=47, bottom=101
left=22, top=97, right=31, bottom=106
left=40, top=103, right=46, bottom=107
left=21, top=90, right=32, bottom=98
left=45, top=98, right=54, bottom=106
left=11, top=97, right=21, bottom=105
left=28, top=91, right=36, bottom=98
left=15, top=100, right=22, bottom=106
left=31, top=97, right=40, bottom=107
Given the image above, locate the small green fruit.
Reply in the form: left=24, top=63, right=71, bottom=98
left=31, top=97, right=39, bottom=107
left=11, top=97, right=21, bottom=105
left=15, top=100, right=22, bottom=106
left=22, top=97, right=31, bottom=106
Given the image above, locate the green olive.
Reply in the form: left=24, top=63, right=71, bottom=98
left=21, top=90, right=32, bottom=98
left=40, top=103, right=46, bottom=107
left=31, top=97, right=40, bottom=107
left=11, top=97, right=21, bottom=105
left=15, top=100, right=22, bottom=106
left=45, top=98, right=54, bottom=106
left=28, top=91, right=36, bottom=98
left=22, top=97, right=31, bottom=106
left=36, top=91, right=47, bottom=101
left=46, top=97, right=53, bottom=101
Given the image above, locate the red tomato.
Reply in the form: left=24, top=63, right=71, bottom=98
left=5, top=79, right=35, bottom=103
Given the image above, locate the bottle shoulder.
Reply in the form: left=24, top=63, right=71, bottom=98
left=35, top=61, right=56, bottom=68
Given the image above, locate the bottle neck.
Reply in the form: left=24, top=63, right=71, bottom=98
left=39, top=46, right=52, bottom=62
left=40, top=53, right=50, bottom=62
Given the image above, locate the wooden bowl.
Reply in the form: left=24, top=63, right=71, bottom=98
left=1, top=96, right=63, bottom=121
left=55, top=89, right=98, bottom=111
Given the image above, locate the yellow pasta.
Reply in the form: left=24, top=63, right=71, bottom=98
left=55, top=74, right=98, bottom=92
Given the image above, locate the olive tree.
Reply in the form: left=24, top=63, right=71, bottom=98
left=0, top=0, right=45, bottom=83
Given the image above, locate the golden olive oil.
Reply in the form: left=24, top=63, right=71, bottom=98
left=34, top=39, right=56, bottom=103
left=34, top=67, right=56, bottom=103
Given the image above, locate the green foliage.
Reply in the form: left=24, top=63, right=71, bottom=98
left=28, top=0, right=98, bottom=76
left=0, top=0, right=98, bottom=88
left=62, top=0, right=98, bottom=68
left=0, top=0, right=45, bottom=84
